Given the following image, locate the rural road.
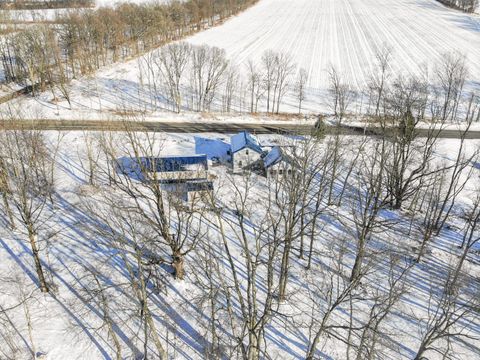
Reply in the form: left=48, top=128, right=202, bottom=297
left=0, top=120, right=479, bottom=139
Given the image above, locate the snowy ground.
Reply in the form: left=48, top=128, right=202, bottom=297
left=1, top=0, right=478, bottom=119
left=95, top=0, right=171, bottom=6
left=0, top=131, right=479, bottom=359
left=0, top=0, right=169, bottom=22
left=188, top=0, right=480, bottom=103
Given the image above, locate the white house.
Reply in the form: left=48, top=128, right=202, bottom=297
left=263, top=146, right=295, bottom=179
left=231, top=131, right=264, bottom=173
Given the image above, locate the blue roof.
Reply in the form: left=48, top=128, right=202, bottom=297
left=143, top=155, right=208, bottom=173
left=231, top=131, right=263, bottom=154
left=263, top=146, right=283, bottom=168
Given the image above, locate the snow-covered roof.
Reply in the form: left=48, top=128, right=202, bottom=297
left=263, top=146, right=298, bottom=169
left=143, top=154, right=208, bottom=172
left=230, top=131, right=263, bottom=154
left=263, top=146, right=283, bottom=168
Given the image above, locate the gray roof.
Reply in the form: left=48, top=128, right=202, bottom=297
left=186, top=180, right=214, bottom=192
left=231, top=131, right=263, bottom=154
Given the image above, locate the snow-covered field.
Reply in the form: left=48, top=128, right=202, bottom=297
left=2, top=0, right=478, bottom=119
left=189, top=0, right=480, bottom=95
left=0, top=8, right=78, bottom=22
left=0, top=0, right=168, bottom=22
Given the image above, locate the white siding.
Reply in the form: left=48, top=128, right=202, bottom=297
left=266, top=160, right=293, bottom=179
left=232, top=148, right=262, bottom=173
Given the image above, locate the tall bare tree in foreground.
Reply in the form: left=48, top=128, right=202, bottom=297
left=81, top=193, right=167, bottom=359
left=447, top=188, right=480, bottom=294
left=0, top=124, right=57, bottom=293
left=415, top=119, right=477, bottom=262
left=208, top=172, right=280, bottom=359
left=413, top=269, right=480, bottom=360
left=346, top=142, right=389, bottom=282
left=381, top=73, right=440, bottom=210
left=305, top=236, right=362, bottom=360
left=93, top=121, right=208, bottom=280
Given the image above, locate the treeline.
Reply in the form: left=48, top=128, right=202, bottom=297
left=0, top=0, right=94, bottom=10
left=0, top=10, right=478, bottom=123
left=0, top=0, right=258, bottom=98
left=435, top=0, right=478, bottom=12
left=136, top=42, right=479, bottom=124
left=139, top=43, right=301, bottom=114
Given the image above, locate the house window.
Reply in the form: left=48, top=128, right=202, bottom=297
left=238, top=161, right=242, bottom=167
left=246, top=150, right=249, bottom=155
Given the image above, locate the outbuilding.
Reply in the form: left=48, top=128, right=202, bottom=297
left=142, top=154, right=209, bottom=182
left=263, top=146, right=295, bottom=179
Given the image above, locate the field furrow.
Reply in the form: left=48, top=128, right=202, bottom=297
left=188, top=0, right=480, bottom=106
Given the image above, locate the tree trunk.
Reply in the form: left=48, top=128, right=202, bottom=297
left=414, top=342, right=428, bottom=360
left=350, top=236, right=365, bottom=282
left=306, top=315, right=330, bottom=360
left=173, top=251, right=185, bottom=280
left=28, top=227, right=49, bottom=293
left=248, top=331, right=260, bottom=360
left=278, top=235, right=292, bottom=301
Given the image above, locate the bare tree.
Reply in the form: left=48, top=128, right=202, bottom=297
left=246, top=60, right=263, bottom=113
left=261, top=50, right=277, bottom=114
left=381, top=74, right=441, bottom=210
left=190, top=45, right=229, bottom=112
left=93, top=122, right=207, bottom=280
left=154, top=42, right=191, bottom=113
left=206, top=172, right=279, bottom=359
left=369, top=44, right=392, bottom=117
left=328, top=66, right=355, bottom=122
left=447, top=188, right=480, bottom=294
left=355, top=255, right=413, bottom=360
left=294, top=68, right=308, bottom=114
left=0, top=124, right=57, bottom=293
left=305, top=237, right=362, bottom=360
left=0, top=272, right=38, bottom=359
left=273, top=139, right=323, bottom=300
left=345, top=142, right=389, bottom=282
left=273, top=52, right=296, bottom=114
left=68, top=264, right=124, bottom=360
left=222, top=66, right=239, bottom=113
left=413, top=271, right=480, bottom=360
left=436, top=53, right=467, bottom=122
left=81, top=195, right=168, bottom=359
